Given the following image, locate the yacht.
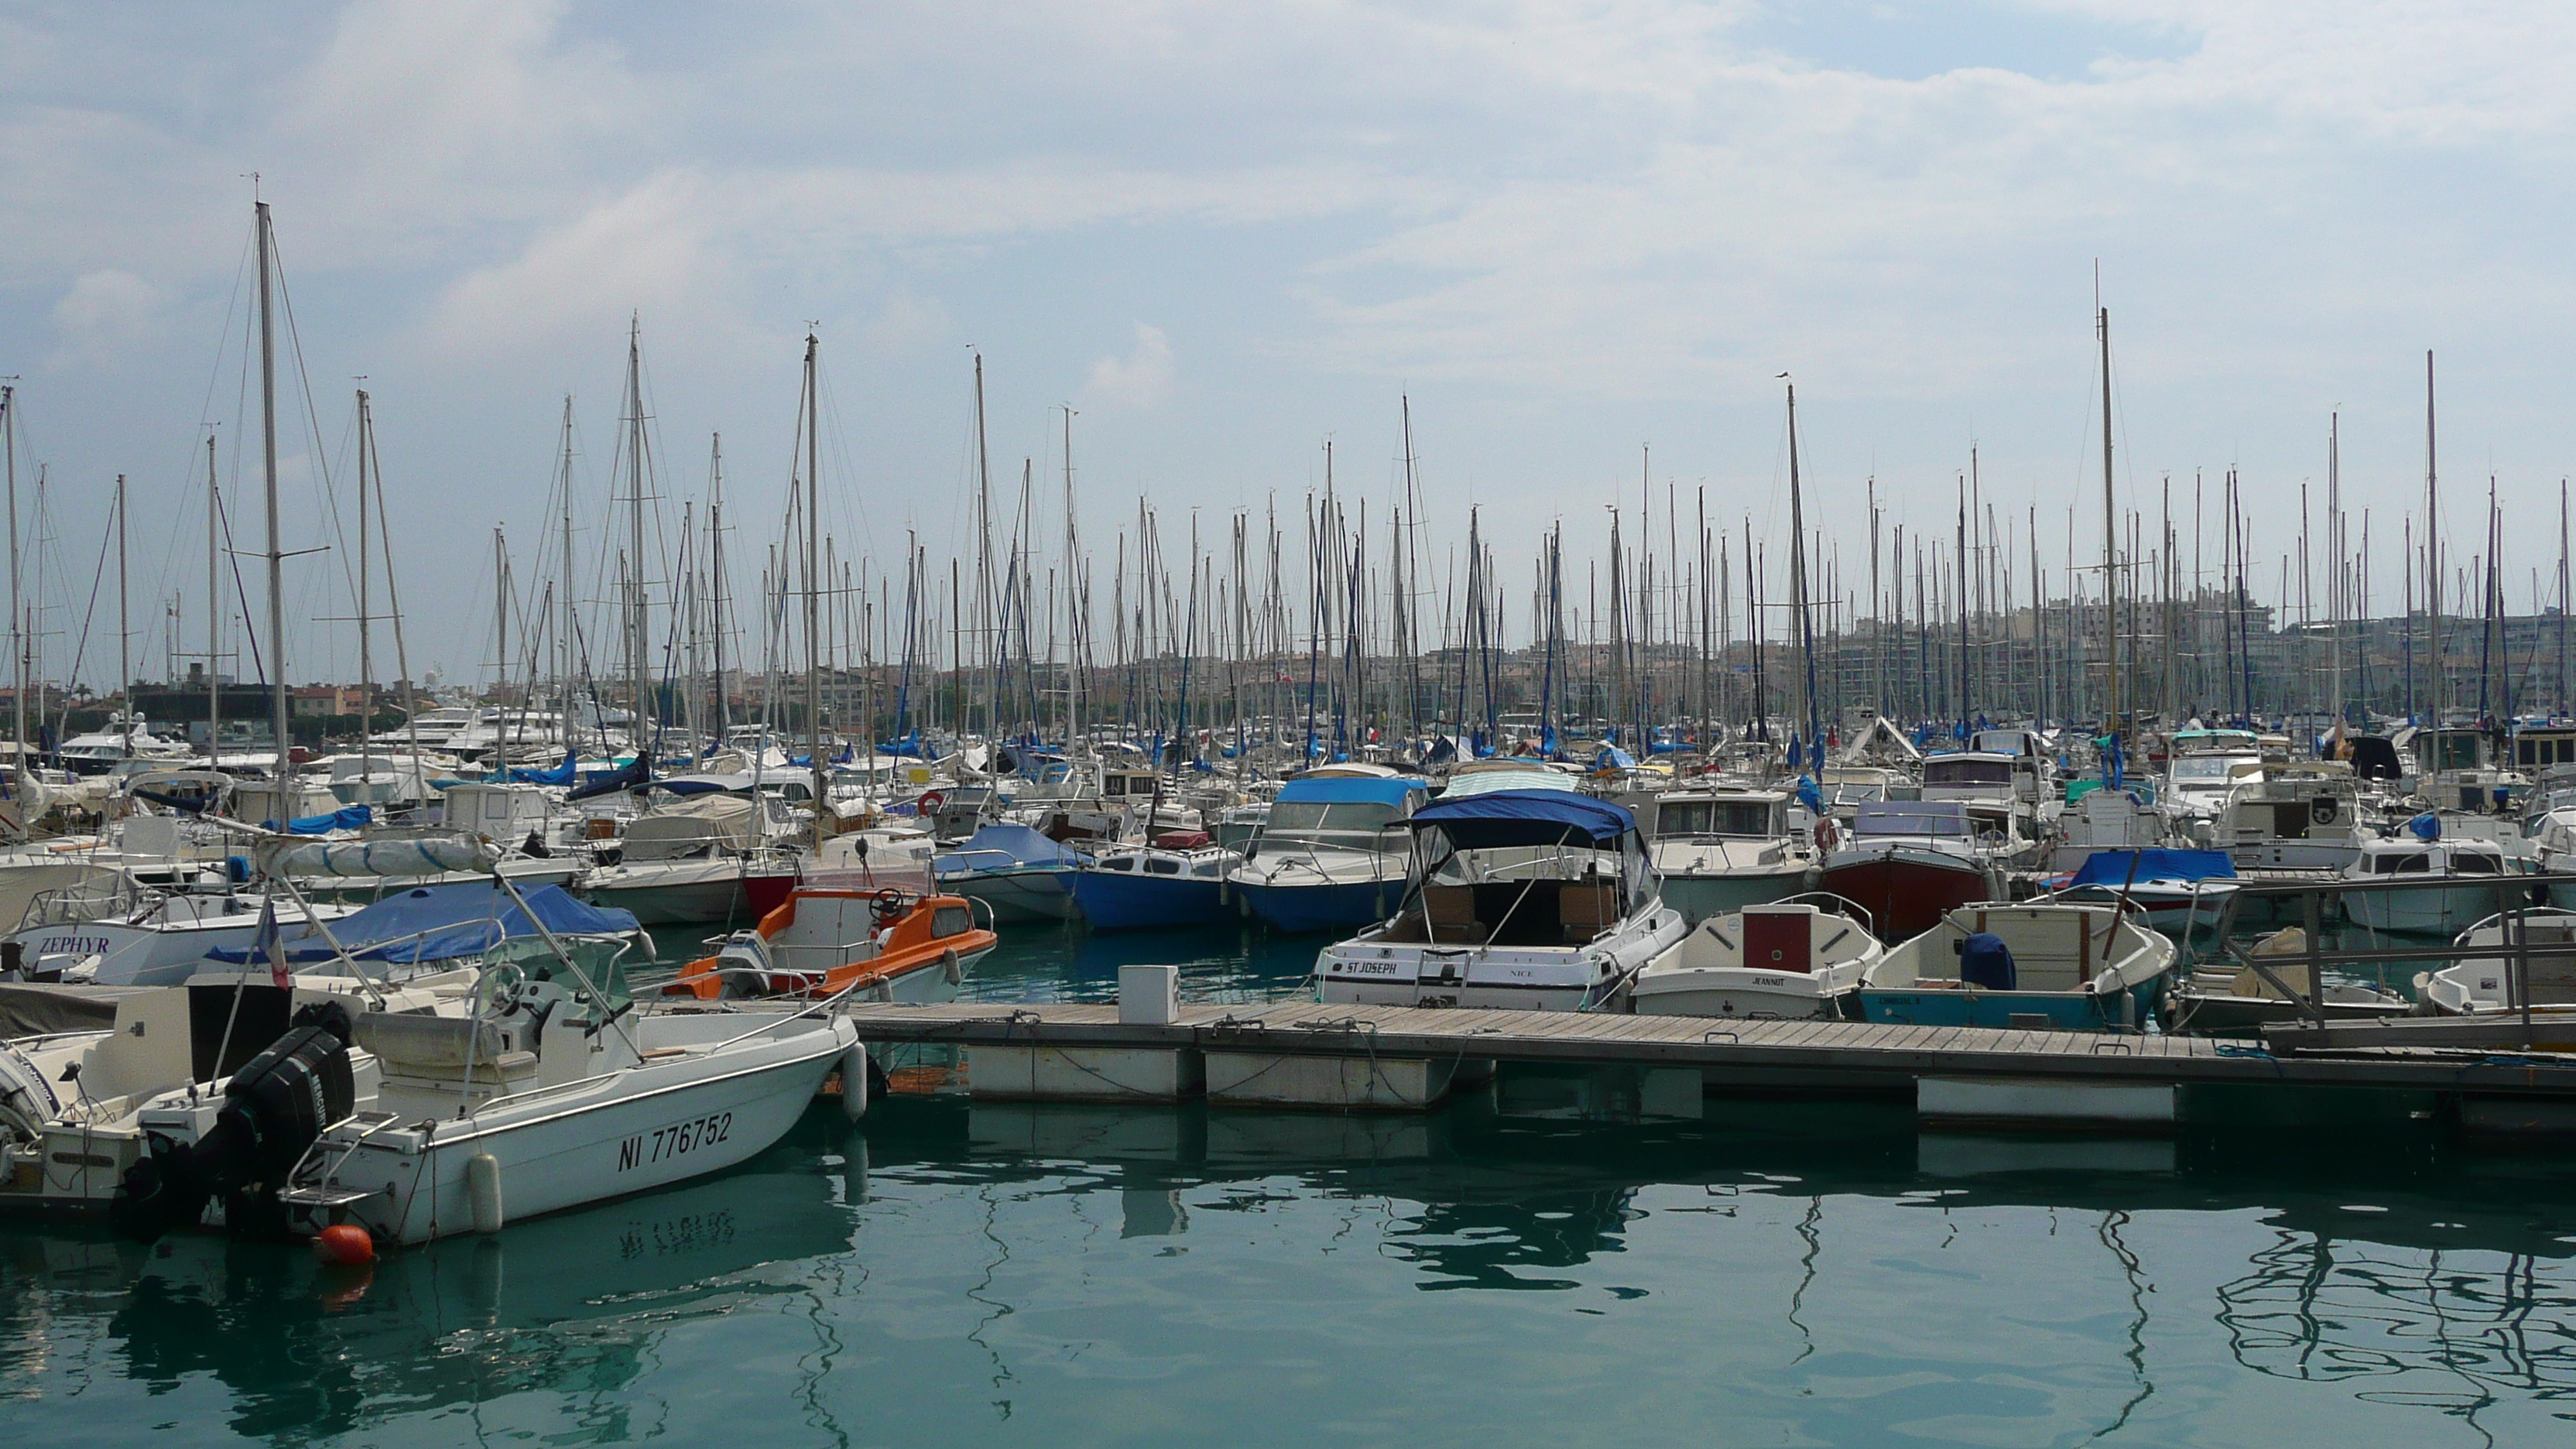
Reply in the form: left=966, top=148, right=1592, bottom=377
left=1315, top=789, right=1684, bottom=1010
left=2341, top=831, right=2533, bottom=936
left=55, top=715, right=192, bottom=777
left=2164, top=729, right=2266, bottom=824
left=2218, top=762, right=2367, bottom=872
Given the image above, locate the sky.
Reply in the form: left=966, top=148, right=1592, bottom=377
left=4, top=0, right=2574, bottom=690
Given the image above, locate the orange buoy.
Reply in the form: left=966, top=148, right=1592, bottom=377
left=313, top=1224, right=375, bottom=1266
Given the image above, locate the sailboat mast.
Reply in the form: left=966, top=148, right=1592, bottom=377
left=1785, top=382, right=1817, bottom=763
left=206, top=434, right=220, bottom=756
left=2, top=385, right=18, bottom=763
left=709, top=434, right=730, bottom=738
left=115, top=477, right=129, bottom=755
left=355, top=389, right=374, bottom=779
left=624, top=322, right=649, bottom=755
left=2099, top=303, right=2119, bottom=744
left=257, top=201, right=289, bottom=778
left=803, top=332, right=825, bottom=848
left=2426, top=351, right=2443, bottom=742
left=557, top=397, right=577, bottom=737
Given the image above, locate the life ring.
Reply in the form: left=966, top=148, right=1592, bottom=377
left=2311, top=796, right=2339, bottom=824
left=1814, top=818, right=1841, bottom=852
left=916, top=789, right=947, bottom=814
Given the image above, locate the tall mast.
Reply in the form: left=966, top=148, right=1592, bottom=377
left=1785, top=380, right=1817, bottom=763
left=2, top=384, right=19, bottom=764
left=355, top=389, right=375, bottom=780
left=257, top=200, right=289, bottom=779
left=803, top=332, right=825, bottom=848
left=623, top=320, right=649, bottom=755
left=206, top=433, right=220, bottom=757
left=115, top=476, right=129, bottom=755
left=2426, top=351, right=2443, bottom=741
left=2328, top=412, right=2342, bottom=724
left=557, top=396, right=577, bottom=736
left=709, top=433, right=730, bottom=738
left=2099, top=301, right=2119, bottom=745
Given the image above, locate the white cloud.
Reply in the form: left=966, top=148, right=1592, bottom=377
left=1084, top=324, right=1174, bottom=409
left=47, top=269, right=159, bottom=369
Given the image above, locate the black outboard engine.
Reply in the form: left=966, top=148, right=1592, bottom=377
left=108, top=1001, right=358, bottom=1243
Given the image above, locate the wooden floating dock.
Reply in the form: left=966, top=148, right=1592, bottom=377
left=835, top=999, right=2576, bottom=1132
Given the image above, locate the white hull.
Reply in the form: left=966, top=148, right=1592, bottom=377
left=292, top=1016, right=852, bottom=1246
left=1317, top=907, right=1687, bottom=1012
left=581, top=861, right=754, bottom=924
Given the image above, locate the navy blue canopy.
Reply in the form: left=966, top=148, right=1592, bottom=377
left=2067, top=848, right=2236, bottom=887
left=207, top=881, right=640, bottom=966
left=1407, top=788, right=1637, bottom=851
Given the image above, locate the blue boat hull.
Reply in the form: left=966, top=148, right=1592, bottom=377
left=1073, top=871, right=1234, bottom=932
left=1234, top=878, right=1404, bottom=934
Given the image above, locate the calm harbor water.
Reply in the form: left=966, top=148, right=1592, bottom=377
left=7, top=927, right=2575, bottom=1446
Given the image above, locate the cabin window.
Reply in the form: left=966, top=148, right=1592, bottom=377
left=1105, top=777, right=1129, bottom=796
left=2392, top=854, right=2431, bottom=874
left=1927, top=759, right=2013, bottom=786
left=2453, top=853, right=2501, bottom=875
left=933, top=906, right=972, bottom=937
left=1266, top=801, right=1400, bottom=834
left=1146, top=858, right=1180, bottom=875
left=1103, top=858, right=1134, bottom=872
left=1192, top=860, right=1222, bottom=877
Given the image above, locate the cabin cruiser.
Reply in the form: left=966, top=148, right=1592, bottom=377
left=1643, top=785, right=1816, bottom=925
left=1072, top=838, right=1242, bottom=931
left=2341, top=830, right=2532, bottom=936
left=3, top=872, right=354, bottom=986
left=1817, top=800, right=2033, bottom=942
left=2218, top=762, right=2366, bottom=872
left=931, top=822, right=1081, bottom=923
left=2402, top=724, right=2523, bottom=814
left=2164, top=730, right=2266, bottom=823
left=1230, top=776, right=1429, bottom=933
left=1627, top=896, right=1884, bottom=1019
left=1851, top=902, right=2176, bottom=1031
left=2045, top=785, right=2171, bottom=872
left=1315, top=790, right=1684, bottom=1010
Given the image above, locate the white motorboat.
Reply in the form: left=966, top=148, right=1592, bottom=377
left=2416, top=908, right=2576, bottom=1015
left=268, top=956, right=859, bottom=1246
left=3, top=876, right=351, bottom=985
left=2218, top=762, right=2366, bottom=872
left=1316, top=788, right=1685, bottom=1011
left=2164, top=729, right=2266, bottom=824
left=2045, top=786, right=2172, bottom=872
left=2341, top=833, right=2533, bottom=936
left=1628, top=896, right=1884, bottom=1019
left=1851, top=902, right=2177, bottom=1032
left=1643, top=785, right=1817, bottom=925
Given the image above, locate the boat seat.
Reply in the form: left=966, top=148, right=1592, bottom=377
left=1422, top=885, right=1487, bottom=944
left=354, top=1012, right=540, bottom=1083
left=1560, top=882, right=1617, bottom=943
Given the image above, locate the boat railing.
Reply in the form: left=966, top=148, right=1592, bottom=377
left=2207, top=872, right=2576, bottom=1046
left=18, top=875, right=150, bottom=931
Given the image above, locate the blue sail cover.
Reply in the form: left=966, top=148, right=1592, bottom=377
left=2067, top=848, right=2236, bottom=888
left=934, top=823, right=1080, bottom=878
left=1408, top=788, right=1637, bottom=851
left=207, top=882, right=640, bottom=965
left=491, top=751, right=577, bottom=786
left=1276, top=776, right=1429, bottom=808
left=265, top=805, right=373, bottom=834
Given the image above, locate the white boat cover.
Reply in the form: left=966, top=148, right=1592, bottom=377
left=259, top=834, right=501, bottom=879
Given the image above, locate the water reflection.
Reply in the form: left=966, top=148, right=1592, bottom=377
left=7, top=1089, right=2576, bottom=1445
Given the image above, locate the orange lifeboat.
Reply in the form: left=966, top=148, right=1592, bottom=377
left=661, top=887, right=998, bottom=1001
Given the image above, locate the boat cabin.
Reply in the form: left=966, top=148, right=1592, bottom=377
left=2514, top=724, right=2576, bottom=773
left=1648, top=789, right=1790, bottom=841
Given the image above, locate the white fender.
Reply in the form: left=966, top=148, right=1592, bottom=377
left=838, top=1040, right=869, bottom=1121
left=468, top=1152, right=505, bottom=1234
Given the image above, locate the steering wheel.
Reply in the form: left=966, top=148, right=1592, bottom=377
left=870, top=888, right=907, bottom=928
left=473, top=961, right=530, bottom=1018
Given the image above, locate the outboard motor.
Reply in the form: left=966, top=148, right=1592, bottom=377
left=108, top=1001, right=358, bottom=1243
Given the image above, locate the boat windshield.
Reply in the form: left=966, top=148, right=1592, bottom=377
left=1657, top=800, right=1776, bottom=838
left=1856, top=807, right=1971, bottom=838
left=2174, top=757, right=2245, bottom=782
left=1927, top=759, right=2013, bottom=785
left=1264, top=800, right=1402, bottom=837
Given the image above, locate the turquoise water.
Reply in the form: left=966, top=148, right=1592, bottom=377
left=8, top=929, right=2576, bottom=1446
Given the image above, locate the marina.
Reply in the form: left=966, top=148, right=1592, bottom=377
left=12, top=6, right=2576, bottom=1444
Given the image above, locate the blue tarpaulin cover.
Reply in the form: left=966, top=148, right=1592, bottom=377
left=2067, top=848, right=2237, bottom=887
left=1408, top=788, right=1637, bottom=850
left=207, top=882, right=640, bottom=965
left=263, top=805, right=372, bottom=834
left=934, top=823, right=1080, bottom=877
left=491, top=751, right=577, bottom=786
left=1276, top=776, right=1429, bottom=808
left=1960, top=932, right=2017, bottom=991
